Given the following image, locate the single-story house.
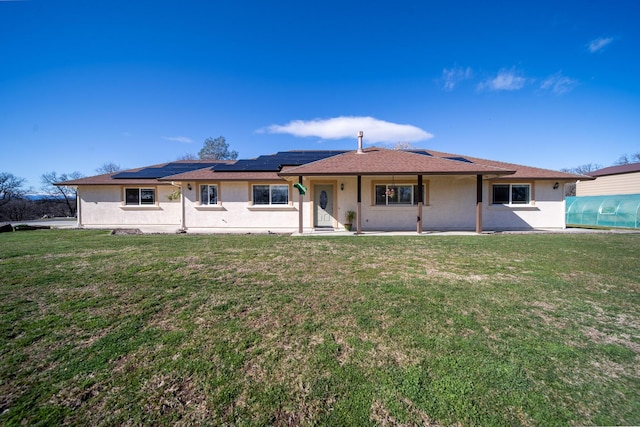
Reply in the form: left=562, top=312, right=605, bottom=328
left=57, top=141, right=589, bottom=234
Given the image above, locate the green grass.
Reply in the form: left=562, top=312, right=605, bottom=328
left=1, top=230, right=639, bottom=426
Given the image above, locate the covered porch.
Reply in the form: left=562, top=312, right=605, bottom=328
left=279, top=147, right=515, bottom=235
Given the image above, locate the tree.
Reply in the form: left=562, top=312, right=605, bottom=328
left=176, top=152, right=198, bottom=161
left=40, top=171, right=84, bottom=217
left=0, top=172, right=27, bottom=207
left=95, top=162, right=121, bottom=174
left=198, top=136, right=238, bottom=160
left=614, top=152, right=640, bottom=165
left=560, top=164, right=603, bottom=196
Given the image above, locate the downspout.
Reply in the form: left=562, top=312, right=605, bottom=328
left=357, top=175, right=362, bottom=234
left=171, top=181, right=186, bottom=232
left=417, top=175, right=423, bottom=234
left=73, top=186, right=82, bottom=228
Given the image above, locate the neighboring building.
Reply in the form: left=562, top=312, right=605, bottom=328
left=576, top=163, right=640, bottom=196
left=57, top=145, right=588, bottom=234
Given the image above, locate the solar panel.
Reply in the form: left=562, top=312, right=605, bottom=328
left=211, top=151, right=347, bottom=172
left=112, top=162, right=220, bottom=179
left=405, top=150, right=433, bottom=156
left=443, top=156, right=473, bottom=163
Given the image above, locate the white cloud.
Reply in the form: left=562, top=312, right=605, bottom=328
left=478, top=68, right=527, bottom=91
left=540, top=72, right=578, bottom=95
left=441, top=66, right=473, bottom=90
left=588, top=37, right=613, bottom=53
left=162, top=136, right=193, bottom=144
left=262, top=116, right=433, bottom=144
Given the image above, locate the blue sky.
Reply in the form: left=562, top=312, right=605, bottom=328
left=1, top=0, right=639, bottom=191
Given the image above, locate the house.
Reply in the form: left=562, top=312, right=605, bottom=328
left=567, top=163, right=640, bottom=229
left=576, top=163, right=640, bottom=196
left=57, top=142, right=588, bottom=234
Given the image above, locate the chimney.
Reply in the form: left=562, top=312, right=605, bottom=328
left=357, top=131, right=364, bottom=154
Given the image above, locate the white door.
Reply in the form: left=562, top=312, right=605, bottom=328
left=314, top=185, right=334, bottom=227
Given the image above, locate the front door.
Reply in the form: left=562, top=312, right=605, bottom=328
left=314, top=184, right=334, bottom=228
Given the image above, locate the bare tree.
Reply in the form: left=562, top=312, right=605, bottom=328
left=95, top=162, right=121, bottom=174
left=392, top=142, right=413, bottom=150
left=0, top=172, right=27, bottom=207
left=560, top=164, right=603, bottom=196
left=614, top=152, right=640, bottom=165
left=40, top=171, right=84, bottom=217
left=561, top=163, right=603, bottom=176
left=198, top=136, right=238, bottom=160
left=176, top=152, right=198, bottom=161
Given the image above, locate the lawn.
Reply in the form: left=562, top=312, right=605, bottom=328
left=1, top=230, right=639, bottom=426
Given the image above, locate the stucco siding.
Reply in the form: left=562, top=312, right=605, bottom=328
left=78, top=185, right=182, bottom=229
left=75, top=177, right=567, bottom=232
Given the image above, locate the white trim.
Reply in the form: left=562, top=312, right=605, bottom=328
left=195, top=205, right=226, bottom=211
left=120, top=206, right=163, bottom=211
left=246, top=206, right=297, bottom=211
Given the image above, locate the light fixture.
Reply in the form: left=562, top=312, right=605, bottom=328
left=341, top=183, right=344, bottom=191
left=553, top=182, right=559, bottom=190
left=187, top=183, right=192, bottom=191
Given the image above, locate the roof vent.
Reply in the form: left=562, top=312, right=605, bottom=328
left=357, top=131, right=364, bottom=154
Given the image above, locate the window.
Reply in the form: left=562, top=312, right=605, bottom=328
left=492, top=184, right=531, bottom=205
left=200, top=184, right=218, bottom=205
left=125, top=188, right=156, bottom=205
left=252, top=184, right=289, bottom=205
left=375, top=184, right=425, bottom=206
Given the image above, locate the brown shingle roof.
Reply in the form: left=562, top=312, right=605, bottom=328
left=427, top=150, right=593, bottom=180
left=279, top=148, right=516, bottom=176
left=589, top=162, right=640, bottom=177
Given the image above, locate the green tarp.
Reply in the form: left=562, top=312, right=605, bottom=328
left=566, top=194, right=640, bottom=229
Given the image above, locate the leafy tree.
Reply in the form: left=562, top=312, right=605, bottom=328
left=198, top=136, right=238, bottom=160
left=0, top=172, right=27, bottom=207
left=40, top=171, right=84, bottom=217
left=95, top=162, right=121, bottom=174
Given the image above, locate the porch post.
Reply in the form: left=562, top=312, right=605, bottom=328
left=357, top=175, right=362, bottom=234
left=476, top=174, right=483, bottom=234
left=180, top=184, right=186, bottom=231
left=76, top=187, right=82, bottom=228
left=298, top=176, right=304, bottom=234
left=417, top=175, right=423, bottom=234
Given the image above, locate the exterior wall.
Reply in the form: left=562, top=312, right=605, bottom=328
left=76, top=177, right=567, bottom=233
left=576, top=172, right=640, bottom=196
left=78, top=185, right=182, bottom=231
left=321, top=176, right=566, bottom=231
left=483, top=180, right=566, bottom=230
left=184, top=180, right=301, bottom=232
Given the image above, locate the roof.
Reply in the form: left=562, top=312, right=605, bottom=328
left=426, top=150, right=594, bottom=181
left=55, top=148, right=589, bottom=186
left=279, top=148, right=516, bottom=176
left=588, top=163, right=640, bottom=177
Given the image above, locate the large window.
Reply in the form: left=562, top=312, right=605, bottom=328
left=200, top=184, right=218, bottom=205
left=252, top=184, right=289, bottom=205
left=492, top=184, right=531, bottom=205
left=375, top=184, right=425, bottom=206
left=125, top=188, right=156, bottom=205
